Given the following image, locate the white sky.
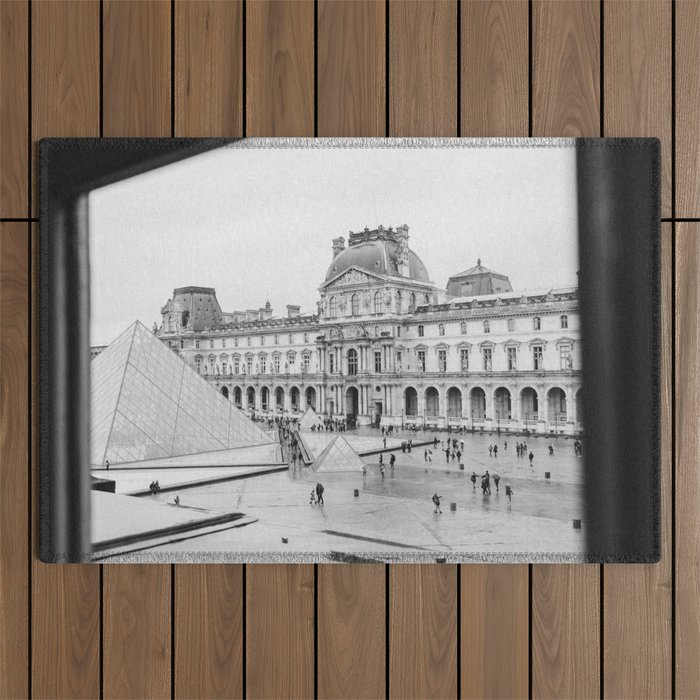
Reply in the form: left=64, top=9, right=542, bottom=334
left=89, top=140, right=579, bottom=345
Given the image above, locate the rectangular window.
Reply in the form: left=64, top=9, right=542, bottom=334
left=507, top=346, right=517, bottom=370
left=418, top=325, right=424, bottom=337
left=274, top=335, right=279, bottom=345
left=233, top=357, right=240, bottom=373
left=397, top=350, right=402, bottom=367
left=304, top=333, right=309, bottom=343
left=302, top=354, right=310, bottom=371
left=273, top=355, right=280, bottom=373
left=329, top=353, right=335, bottom=373
left=222, top=363, right=227, bottom=375
left=260, top=356, right=267, bottom=373
left=247, top=336, right=251, bottom=346
left=261, top=335, right=265, bottom=346
left=195, top=340, right=200, bottom=349
left=483, top=348, right=493, bottom=371
left=438, top=349, right=447, bottom=372
left=460, top=349, right=469, bottom=371
left=560, top=344, right=571, bottom=369
left=288, top=354, right=296, bottom=369
left=210, top=340, right=214, bottom=348
left=194, top=357, right=202, bottom=373
left=246, top=357, right=253, bottom=373
left=417, top=350, right=426, bottom=372
left=533, top=345, right=544, bottom=370
left=234, top=337, right=239, bottom=347
left=289, top=334, right=294, bottom=344
left=374, top=350, right=382, bottom=373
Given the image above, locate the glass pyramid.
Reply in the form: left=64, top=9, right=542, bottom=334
left=91, top=322, right=274, bottom=466
left=299, top=406, right=323, bottom=431
left=311, top=434, right=366, bottom=472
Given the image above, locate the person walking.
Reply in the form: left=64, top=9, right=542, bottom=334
left=432, top=493, right=443, bottom=514
left=493, top=445, right=498, bottom=457
left=505, top=483, right=513, bottom=504
left=493, top=473, right=501, bottom=492
left=362, top=464, right=367, bottom=480
left=424, top=449, right=428, bottom=462
left=485, top=470, right=492, bottom=494
left=471, top=472, right=477, bottom=491
left=316, top=482, right=325, bottom=506
left=445, top=447, right=450, bottom=462
left=529, top=451, right=534, bottom=465
left=105, top=459, right=110, bottom=470
left=390, top=453, right=396, bottom=470
left=489, top=445, right=493, bottom=457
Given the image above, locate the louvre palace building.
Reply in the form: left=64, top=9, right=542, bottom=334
left=155, top=225, right=583, bottom=436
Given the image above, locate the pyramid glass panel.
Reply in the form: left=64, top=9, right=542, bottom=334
left=91, top=321, right=273, bottom=466
left=312, top=434, right=366, bottom=472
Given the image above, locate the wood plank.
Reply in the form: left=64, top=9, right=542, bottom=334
left=246, top=565, right=314, bottom=700
left=173, top=3, right=243, bottom=698
left=388, top=4, right=458, bottom=697
left=174, top=566, right=243, bottom=699
left=461, top=565, right=528, bottom=699
left=675, top=223, right=700, bottom=699
left=31, top=3, right=101, bottom=697
left=0, top=1, right=28, bottom=217
left=0, top=223, right=29, bottom=698
left=531, top=566, right=600, bottom=698
left=103, top=0, right=171, bottom=137
left=317, top=564, right=385, bottom=700
left=460, top=5, right=530, bottom=697
left=604, top=0, right=672, bottom=217
left=676, top=1, right=700, bottom=217
left=102, top=2, right=172, bottom=698
left=461, top=0, right=528, bottom=137
left=530, top=3, right=601, bottom=698
left=603, top=3, right=673, bottom=695
left=532, top=0, right=600, bottom=136
left=174, top=0, right=242, bottom=138
left=389, top=0, right=457, bottom=137
left=389, top=565, right=457, bottom=699
left=317, top=0, right=385, bottom=138
left=315, top=3, right=386, bottom=698
left=602, top=229, right=672, bottom=698
left=244, top=5, right=315, bottom=698
left=103, top=566, right=171, bottom=699
left=246, top=0, right=314, bottom=137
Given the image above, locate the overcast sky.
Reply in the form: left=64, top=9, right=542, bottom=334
left=89, top=140, right=579, bottom=345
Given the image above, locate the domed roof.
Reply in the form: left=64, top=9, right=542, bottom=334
left=325, top=238, right=430, bottom=283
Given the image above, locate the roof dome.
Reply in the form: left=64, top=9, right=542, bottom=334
left=325, top=236, right=430, bottom=283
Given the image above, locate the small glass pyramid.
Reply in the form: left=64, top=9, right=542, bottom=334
left=311, top=433, right=366, bottom=472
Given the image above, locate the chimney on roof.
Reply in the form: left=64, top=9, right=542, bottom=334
left=332, top=236, right=345, bottom=258
left=395, top=224, right=410, bottom=277
left=287, top=304, right=301, bottom=319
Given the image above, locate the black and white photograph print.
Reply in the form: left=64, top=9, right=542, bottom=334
left=87, top=138, right=586, bottom=562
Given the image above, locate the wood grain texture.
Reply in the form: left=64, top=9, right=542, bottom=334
left=0, top=1, right=28, bottom=216
left=317, top=564, right=385, bottom=699
left=389, top=565, right=457, bottom=699
left=532, top=0, right=600, bottom=137
left=173, top=4, right=244, bottom=698
left=602, top=225, right=673, bottom=699
left=103, top=0, right=171, bottom=137
left=389, top=0, right=457, bottom=137
left=175, top=0, right=243, bottom=137
left=102, top=3, right=172, bottom=697
left=30, top=4, right=101, bottom=697
left=103, top=565, right=171, bottom=699
left=31, top=0, right=99, bottom=217
left=675, top=223, right=700, bottom=700
left=0, top=223, right=29, bottom=699
left=531, top=566, right=600, bottom=699
left=459, top=5, right=530, bottom=696
left=603, top=4, right=674, bottom=693
left=461, top=565, right=528, bottom=699
left=461, top=0, right=528, bottom=137
left=315, top=4, right=386, bottom=697
left=530, top=4, right=602, bottom=697
left=174, top=566, right=243, bottom=699
left=676, top=1, right=700, bottom=217
left=246, top=0, right=314, bottom=137
left=604, top=0, right=672, bottom=217
left=317, top=0, right=385, bottom=138
left=246, top=564, right=314, bottom=700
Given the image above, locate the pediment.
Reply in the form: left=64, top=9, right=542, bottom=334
left=320, top=266, right=385, bottom=290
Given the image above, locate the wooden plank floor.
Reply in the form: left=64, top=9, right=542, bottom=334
left=0, top=1, right=696, bottom=697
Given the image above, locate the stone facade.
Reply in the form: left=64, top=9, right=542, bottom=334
left=155, top=226, right=583, bottom=435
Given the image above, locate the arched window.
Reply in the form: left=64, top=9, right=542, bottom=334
left=347, top=349, right=358, bottom=375
left=351, top=294, right=359, bottom=316
left=533, top=316, right=541, bottom=330
left=409, top=293, right=416, bottom=312
left=507, top=318, right=515, bottom=332
left=329, top=296, right=337, bottom=317
left=560, top=314, right=568, bottom=329
left=483, top=320, right=490, bottom=333
left=418, top=325, right=424, bottom=337
left=424, top=294, right=430, bottom=305
left=396, top=291, right=402, bottom=313
left=460, top=321, right=467, bottom=334
left=439, top=323, right=445, bottom=336
left=374, top=291, right=383, bottom=313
